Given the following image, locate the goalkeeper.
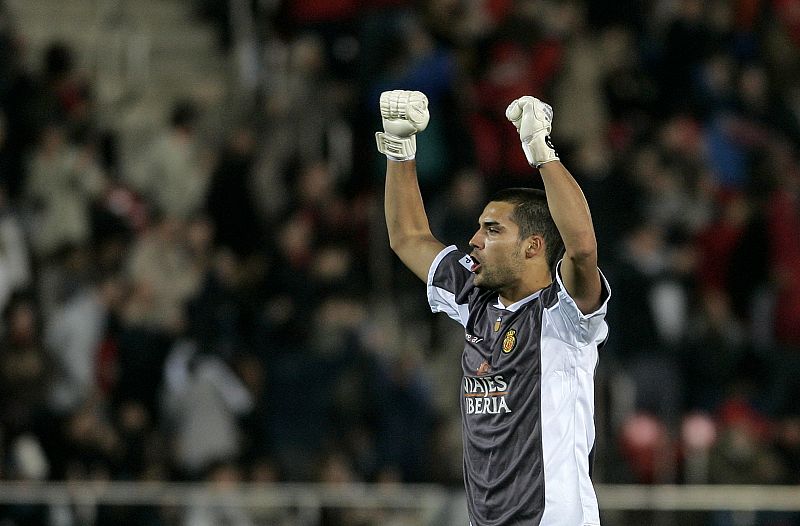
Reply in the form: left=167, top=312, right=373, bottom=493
left=377, top=90, right=611, bottom=526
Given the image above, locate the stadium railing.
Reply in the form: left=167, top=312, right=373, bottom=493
left=0, top=482, right=798, bottom=525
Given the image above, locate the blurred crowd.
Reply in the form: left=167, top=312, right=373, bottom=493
left=0, top=0, right=800, bottom=523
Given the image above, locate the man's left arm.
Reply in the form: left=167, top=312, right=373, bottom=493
left=507, top=97, right=602, bottom=314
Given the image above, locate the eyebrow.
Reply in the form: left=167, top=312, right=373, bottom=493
left=480, top=220, right=503, bottom=228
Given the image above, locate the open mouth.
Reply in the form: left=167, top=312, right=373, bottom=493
left=470, top=256, right=481, bottom=273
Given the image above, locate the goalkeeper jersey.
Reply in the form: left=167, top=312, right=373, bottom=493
left=427, top=246, right=610, bottom=526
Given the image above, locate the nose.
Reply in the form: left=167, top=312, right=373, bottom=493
left=469, top=230, right=483, bottom=252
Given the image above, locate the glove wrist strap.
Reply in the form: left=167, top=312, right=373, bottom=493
left=522, top=132, right=559, bottom=168
left=376, top=132, right=416, bottom=161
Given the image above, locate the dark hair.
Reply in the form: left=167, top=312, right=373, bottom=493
left=490, top=188, right=564, bottom=271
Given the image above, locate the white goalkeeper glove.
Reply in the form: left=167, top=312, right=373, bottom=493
left=506, top=96, right=559, bottom=167
left=375, top=90, right=430, bottom=161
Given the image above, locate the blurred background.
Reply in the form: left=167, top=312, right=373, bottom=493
left=0, top=0, right=798, bottom=525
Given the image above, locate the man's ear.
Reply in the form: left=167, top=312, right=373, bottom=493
left=525, top=235, right=545, bottom=258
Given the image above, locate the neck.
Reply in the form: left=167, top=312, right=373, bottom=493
left=498, top=272, right=552, bottom=306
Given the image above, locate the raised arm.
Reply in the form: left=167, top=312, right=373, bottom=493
left=376, top=90, right=445, bottom=281
left=506, top=97, right=602, bottom=313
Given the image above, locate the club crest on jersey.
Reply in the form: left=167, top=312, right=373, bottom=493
left=502, top=329, right=517, bottom=353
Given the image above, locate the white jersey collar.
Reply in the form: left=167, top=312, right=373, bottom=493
left=495, top=289, right=542, bottom=312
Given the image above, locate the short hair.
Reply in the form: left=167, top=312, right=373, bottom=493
left=490, top=188, right=564, bottom=272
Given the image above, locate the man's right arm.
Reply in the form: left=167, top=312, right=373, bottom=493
left=377, top=90, right=444, bottom=281
left=384, top=158, right=444, bottom=281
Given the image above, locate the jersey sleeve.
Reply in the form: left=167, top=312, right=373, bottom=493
left=427, top=245, right=474, bottom=327
left=545, top=260, right=611, bottom=347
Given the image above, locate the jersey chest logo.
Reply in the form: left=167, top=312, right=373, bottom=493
left=502, top=329, right=517, bottom=353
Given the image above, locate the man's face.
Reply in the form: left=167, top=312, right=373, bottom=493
left=468, top=201, right=526, bottom=290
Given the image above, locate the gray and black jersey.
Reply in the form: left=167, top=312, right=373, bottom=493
left=427, top=246, right=610, bottom=526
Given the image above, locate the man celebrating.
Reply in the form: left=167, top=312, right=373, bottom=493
left=377, top=90, right=610, bottom=525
